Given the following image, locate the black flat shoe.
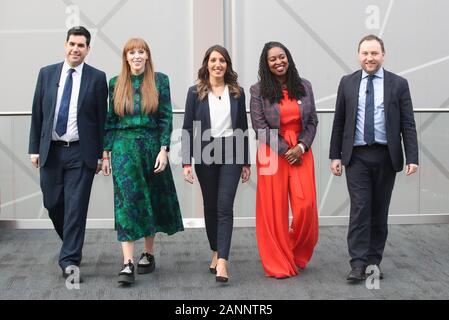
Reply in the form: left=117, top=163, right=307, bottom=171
left=216, top=275, right=229, bottom=283
left=118, top=260, right=135, bottom=285
left=209, top=267, right=217, bottom=274
left=137, top=252, right=155, bottom=274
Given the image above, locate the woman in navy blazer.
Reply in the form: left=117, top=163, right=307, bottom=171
left=250, top=41, right=319, bottom=279
left=182, top=45, right=250, bottom=283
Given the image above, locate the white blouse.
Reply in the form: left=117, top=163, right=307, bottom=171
left=208, top=85, right=233, bottom=138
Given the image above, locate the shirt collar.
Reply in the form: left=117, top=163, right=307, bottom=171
left=362, top=67, right=384, bottom=79
left=62, top=60, right=84, bottom=75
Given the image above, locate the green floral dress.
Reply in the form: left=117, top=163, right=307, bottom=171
left=104, top=72, right=184, bottom=241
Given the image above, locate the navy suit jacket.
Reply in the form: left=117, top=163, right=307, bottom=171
left=181, top=85, right=250, bottom=166
left=249, top=79, right=318, bottom=155
left=329, top=69, right=419, bottom=172
left=29, top=62, right=108, bottom=169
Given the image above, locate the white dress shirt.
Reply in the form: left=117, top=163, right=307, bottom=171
left=354, top=67, right=387, bottom=146
left=52, top=61, right=83, bottom=142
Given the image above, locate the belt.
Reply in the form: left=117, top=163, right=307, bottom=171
left=354, top=143, right=387, bottom=148
left=51, top=140, right=79, bottom=147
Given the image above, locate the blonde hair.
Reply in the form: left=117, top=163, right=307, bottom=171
left=113, top=38, right=158, bottom=116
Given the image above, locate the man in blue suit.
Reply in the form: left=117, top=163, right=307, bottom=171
left=28, top=26, right=108, bottom=283
left=329, top=35, right=419, bottom=282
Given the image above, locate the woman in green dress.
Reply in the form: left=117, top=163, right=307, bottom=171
left=102, top=38, right=183, bottom=285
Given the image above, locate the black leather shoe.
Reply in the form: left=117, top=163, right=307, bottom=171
left=216, top=275, right=229, bottom=283
left=366, top=264, right=384, bottom=279
left=346, top=267, right=366, bottom=281
left=62, top=265, right=84, bottom=283
left=137, top=252, right=155, bottom=274
left=118, top=260, right=135, bottom=285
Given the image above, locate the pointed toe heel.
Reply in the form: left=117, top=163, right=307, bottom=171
left=216, top=275, right=229, bottom=283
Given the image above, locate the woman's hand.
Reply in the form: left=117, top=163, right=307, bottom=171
left=284, top=144, right=303, bottom=165
left=183, top=166, right=195, bottom=184
left=241, top=166, right=251, bottom=183
left=154, top=150, right=168, bottom=173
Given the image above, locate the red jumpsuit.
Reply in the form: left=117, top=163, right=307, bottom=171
left=256, top=90, right=319, bottom=278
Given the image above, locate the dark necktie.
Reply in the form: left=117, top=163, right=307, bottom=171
left=364, top=74, right=375, bottom=145
left=55, top=68, right=75, bottom=137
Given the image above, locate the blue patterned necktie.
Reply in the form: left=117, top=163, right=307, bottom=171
left=55, top=68, right=75, bottom=137
left=364, top=74, right=375, bottom=145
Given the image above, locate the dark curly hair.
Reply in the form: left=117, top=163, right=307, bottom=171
left=197, top=45, right=241, bottom=100
left=258, top=41, right=305, bottom=103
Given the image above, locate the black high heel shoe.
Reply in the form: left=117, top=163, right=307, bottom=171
left=215, top=263, right=229, bottom=283
left=209, top=267, right=217, bottom=274
left=216, top=275, right=229, bottom=283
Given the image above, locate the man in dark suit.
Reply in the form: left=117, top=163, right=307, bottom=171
left=28, top=26, right=108, bottom=283
left=329, top=35, right=419, bottom=282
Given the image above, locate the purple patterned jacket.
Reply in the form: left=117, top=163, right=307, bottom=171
left=249, top=79, right=318, bottom=155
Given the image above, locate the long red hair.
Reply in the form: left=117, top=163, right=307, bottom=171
left=113, top=38, right=158, bottom=116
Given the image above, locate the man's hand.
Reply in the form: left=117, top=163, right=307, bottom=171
left=31, top=156, right=39, bottom=168
left=241, top=166, right=251, bottom=183
left=102, top=159, right=111, bottom=176
left=405, top=163, right=418, bottom=176
left=330, top=159, right=343, bottom=176
left=183, top=166, right=194, bottom=184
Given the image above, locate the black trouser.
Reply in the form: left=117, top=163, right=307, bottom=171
left=195, top=163, right=242, bottom=260
left=40, top=143, right=95, bottom=270
left=345, top=144, right=396, bottom=268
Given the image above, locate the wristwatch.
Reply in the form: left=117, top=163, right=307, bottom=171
left=160, top=145, right=170, bottom=152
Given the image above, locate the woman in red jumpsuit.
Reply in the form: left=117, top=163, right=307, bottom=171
left=250, top=41, right=319, bottom=279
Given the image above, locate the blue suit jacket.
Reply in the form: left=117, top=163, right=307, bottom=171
left=181, top=85, right=250, bottom=165
left=28, top=62, right=108, bottom=169
left=329, top=69, right=419, bottom=172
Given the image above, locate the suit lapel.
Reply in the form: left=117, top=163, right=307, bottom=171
left=77, top=64, right=91, bottom=114
left=49, top=63, right=64, bottom=118
left=201, top=95, right=211, bottom=129
left=230, top=94, right=238, bottom=129
left=264, top=98, right=280, bottom=128
left=383, top=70, right=392, bottom=120
left=351, top=70, right=363, bottom=124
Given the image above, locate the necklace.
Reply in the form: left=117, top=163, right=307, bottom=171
left=211, top=85, right=226, bottom=100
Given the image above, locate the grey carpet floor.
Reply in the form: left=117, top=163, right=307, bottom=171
left=0, top=224, right=448, bottom=300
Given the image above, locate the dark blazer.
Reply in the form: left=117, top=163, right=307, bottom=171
left=329, top=69, right=419, bottom=172
left=249, top=79, right=318, bottom=155
left=182, top=85, right=250, bottom=165
left=29, top=62, right=108, bottom=169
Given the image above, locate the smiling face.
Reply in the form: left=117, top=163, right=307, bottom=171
left=64, top=35, right=90, bottom=67
left=358, top=39, right=385, bottom=74
left=207, top=50, right=227, bottom=81
left=126, top=47, right=148, bottom=75
left=267, top=46, right=289, bottom=82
